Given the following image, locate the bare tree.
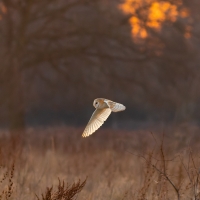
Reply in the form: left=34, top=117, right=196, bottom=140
left=0, top=0, right=150, bottom=131
left=0, top=0, right=199, bottom=132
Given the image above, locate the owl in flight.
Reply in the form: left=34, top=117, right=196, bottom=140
left=82, top=98, right=126, bottom=137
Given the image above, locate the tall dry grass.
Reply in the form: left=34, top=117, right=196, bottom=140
left=0, top=124, right=199, bottom=199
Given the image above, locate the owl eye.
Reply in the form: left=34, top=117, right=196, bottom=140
left=95, top=102, right=98, bottom=105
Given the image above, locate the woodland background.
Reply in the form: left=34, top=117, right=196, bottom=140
left=0, top=0, right=199, bottom=131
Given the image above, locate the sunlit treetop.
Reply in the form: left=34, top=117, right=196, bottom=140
left=0, top=1, right=191, bottom=40
left=119, top=0, right=190, bottom=39
left=147, top=2, right=178, bottom=28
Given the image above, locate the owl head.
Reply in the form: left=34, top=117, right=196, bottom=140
left=93, top=99, right=100, bottom=108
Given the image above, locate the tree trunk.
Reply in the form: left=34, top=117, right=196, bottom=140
left=7, top=57, right=25, bottom=133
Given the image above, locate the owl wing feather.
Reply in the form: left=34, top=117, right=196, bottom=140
left=105, top=101, right=126, bottom=112
left=82, top=108, right=112, bottom=137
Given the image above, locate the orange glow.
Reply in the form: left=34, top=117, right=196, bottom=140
left=184, top=32, right=191, bottom=38
left=147, top=2, right=178, bottom=29
left=180, top=8, right=189, bottom=18
left=0, top=3, right=6, bottom=13
left=119, top=0, right=136, bottom=14
left=0, top=2, right=6, bottom=20
left=129, top=16, right=147, bottom=38
left=184, top=26, right=192, bottom=38
left=119, top=0, right=189, bottom=39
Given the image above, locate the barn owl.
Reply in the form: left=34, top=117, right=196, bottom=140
left=82, top=98, right=126, bottom=137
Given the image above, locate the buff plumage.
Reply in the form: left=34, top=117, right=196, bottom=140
left=82, top=98, right=126, bottom=137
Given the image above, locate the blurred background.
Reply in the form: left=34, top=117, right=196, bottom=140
left=0, top=0, right=200, bottom=132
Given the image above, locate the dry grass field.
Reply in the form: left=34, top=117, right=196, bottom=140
left=0, top=124, right=200, bottom=200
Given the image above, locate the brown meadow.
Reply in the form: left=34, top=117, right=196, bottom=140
left=0, top=124, right=199, bottom=200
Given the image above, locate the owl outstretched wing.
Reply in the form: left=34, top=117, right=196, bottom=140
left=82, top=108, right=111, bottom=137
left=105, top=100, right=126, bottom=112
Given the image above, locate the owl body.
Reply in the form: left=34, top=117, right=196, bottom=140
left=82, top=98, right=125, bottom=137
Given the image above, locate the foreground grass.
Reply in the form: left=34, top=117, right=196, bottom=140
left=0, top=124, right=199, bottom=199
